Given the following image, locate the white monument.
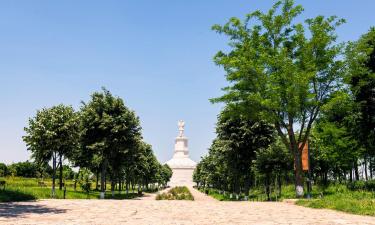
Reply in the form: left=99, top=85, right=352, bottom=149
left=165, top=120, right=197, bottom=187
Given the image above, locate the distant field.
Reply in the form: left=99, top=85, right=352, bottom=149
left=199, top=184, right=375, bottom=216
left=0, top=177, right=144, bottom=202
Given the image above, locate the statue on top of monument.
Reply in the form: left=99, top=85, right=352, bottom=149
left=178, top=120, right=185, bottom=137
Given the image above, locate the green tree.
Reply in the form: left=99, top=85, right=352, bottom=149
left=194, top=110, right=274, bottom=196
left=311, top=91, right=362, bottom=182
left=79, top=88, right=141, bottom=199
left=7, top=161, right=38, bottom=178
left=216, top=112, right=274, bottom=194
left=0, top=163, right=7, bottom=177
left=160, top=164, right=173, bottom=188
left=254, top=139, right=292, bottom=200
left=211, top=0, right=344, bottom=197
left=23, top=104, right=79, bottom=197
left=346, top=27, right=375, bottom=179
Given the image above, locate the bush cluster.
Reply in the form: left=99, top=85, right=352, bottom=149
left=347, top=180, right=375, bottom=191
left=156, top=186, right=194, bottom=200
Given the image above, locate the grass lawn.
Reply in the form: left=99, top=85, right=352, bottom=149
left=297, top=185, right=375, bottom=216
left=0, top=177, right=146, bottom=202
left=198, top=184, right=375, bottom=216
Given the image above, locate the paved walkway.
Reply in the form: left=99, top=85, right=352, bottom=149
left=0, top=189, right=374, bottom=225
left=187, top=186, right=216, bottom=202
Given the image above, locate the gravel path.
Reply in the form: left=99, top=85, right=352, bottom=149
left=0, top=190, right=374, bottom=225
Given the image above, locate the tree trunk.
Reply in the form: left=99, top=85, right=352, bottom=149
left=294, top=150, right=304, bottom=198
left=234, top=174, right=240, bottom=194
left=111, top=180, right=115, bottom=198
left=364, top=156, right=368, bottom=181
left=277, top=173, right=282, bottom=197
left=59, top=154, right=63, bottom=190
left=243, top=175, right=251, bottom=197
left=74, top=169, right=80, bottom=191
left=52, top=153, right=56, bottom=198
left=118, top=177, right=122, bottom=194
left=354, top=161, right=360, bottom=181
left=96, top=170, right=99, bottom=190
left=265, top=174, right=271, bottom=201
left=100, top=161, right=107, bottom=199
left=370, top=157, right=373, bottom=179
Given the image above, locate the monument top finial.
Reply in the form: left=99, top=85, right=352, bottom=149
left=178, top=120, right=185, bottom=137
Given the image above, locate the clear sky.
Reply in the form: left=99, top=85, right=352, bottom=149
left=1, top=0, right=375, bottom=164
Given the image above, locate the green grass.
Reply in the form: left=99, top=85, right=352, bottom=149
left=0, top=177, right=143, bottom=202
left=198, top=184, right=375, bottom=216
left=156, top=186, right=194, bottom=200
left=296, top=185, right=375, bottom=216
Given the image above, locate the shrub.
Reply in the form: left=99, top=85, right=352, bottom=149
left=364, top=180, right=375, bottom=191
left=156, top=186, right=194, bottom=200
left=347, top=180, right=375, bottom=191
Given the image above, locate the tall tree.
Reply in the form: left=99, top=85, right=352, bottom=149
left=79, top=88, right=141, bottom=199
left=254, top=139, right=292, bottom=200
left=346, top=27, right=375, bottom=179
left=216, top=112, right=274, bottom=194
left=194, top=109, right=274, bottom=196
left=23, top=104, right=79, bottom=197
left=311, top=91, right=361, bottom=182
left=211, top=0, right=344, bottom=197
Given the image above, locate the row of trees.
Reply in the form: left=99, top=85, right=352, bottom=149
left=193, top=112, right=292, bottom=200
left=23, top=88, right=172, bottom=198
left=0, top=161, right=85, bottom=181
left=310, top=27, right=375, bottom=183
left=194, top=0, right=375, bottom=198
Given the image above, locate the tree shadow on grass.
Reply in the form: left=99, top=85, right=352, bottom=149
left=0, top=203, right=67, bottom=218
left=0, top=189, right=36, bottom=202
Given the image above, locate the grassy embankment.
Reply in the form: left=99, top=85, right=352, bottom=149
left=0, top=177, right=151, bottom=202
left=198, top=184, right=375, bottom=216
left=156, top=186, right=194, bottom=200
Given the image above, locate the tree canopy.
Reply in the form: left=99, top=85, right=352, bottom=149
left=211, top=0, right=345, bottom=197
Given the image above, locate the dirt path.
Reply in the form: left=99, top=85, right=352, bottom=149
left=1, top=199, right=374, bottom=225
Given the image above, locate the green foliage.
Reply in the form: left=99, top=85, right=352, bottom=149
left=254, top=139, right=292, bottom=176
left=194, top=110, right=274, bottom=194
left=62, top=165, right=76, bottom=180
left=210, top=0, right=345, bottom=196
left=19, top=88, right=168, bottom=199
left=310, top=91, right=362, bottom=182
left=23, top=104, right=79, bottom=165
left=23, top=104, right=79, bottom=195
left=347, top=180, right=375, bottom=191
left=346, top=27, right=375, bottom=167
left=79, top=88, right=142, bottom=193
left=156, top=186, right=194, bottom=201
left=0, top=163, right=7, bottom=177
left=78, top=169, right=92, bottom=195
left=7, top=161, right=38, bottom=178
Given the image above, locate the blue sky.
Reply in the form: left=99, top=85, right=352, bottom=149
left=1, top=0, right=375, bottom=164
